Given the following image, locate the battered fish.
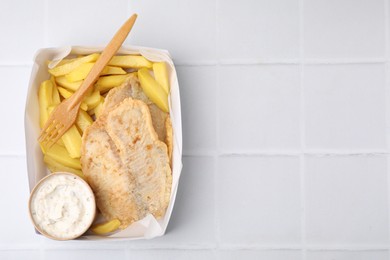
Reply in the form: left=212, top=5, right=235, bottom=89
left=81, top=98, right=172, bottom=229
left=102, top=75, right=172, bottom=150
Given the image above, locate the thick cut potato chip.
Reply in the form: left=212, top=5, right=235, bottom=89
left=108, top=55, right=152, bottom=69
left=45, top=144, right=81, bottom=169
left=95, top=74, right=132, bottom=93
left=138, top=68, right=169, bottom=112
left=55, top=76, right=82, bottom=91
left=48, top=53, right=100, bottom=77
left=61, top=125, right=82, bottom=158
left=76, top=110, right=94, bottom=133
left=65, top=62, right=126, bottom=82
left=38, top=80, right=54, bottom=128
left=153, top=62, right=169, bottom=94
left=44, top=155, right=84, bottom=179
left=91, top=219, right=121, bottom=234
left=50, top=76, right=61, bottom=105
left=84, top=90, right=101, bottom=110
left=57, top=87, right=73, bottom=99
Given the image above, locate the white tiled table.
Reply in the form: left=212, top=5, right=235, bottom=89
left=1, top=0, right=389, bottom=259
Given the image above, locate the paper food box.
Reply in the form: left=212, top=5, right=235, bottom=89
left=24, top=46, right=183, bottom=240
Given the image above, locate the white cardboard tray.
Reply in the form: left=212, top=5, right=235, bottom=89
left=24, top=46, right=183, bottom=240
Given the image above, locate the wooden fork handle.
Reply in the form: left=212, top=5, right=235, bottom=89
left=70, top=14, right=138, bottom=108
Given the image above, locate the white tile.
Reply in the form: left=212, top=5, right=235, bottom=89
left=307, top=250, right=388, bottom=260
left=0, top=0, right=44, bottom=62
left=47, top=0, right=128, bottom=46
left=218, top=0, right=299, bottom=61
left=217, top=156, right=301, bottom=245
left=305, top=155, right=388, bottom=245
left=304, top=64, right=386, bottom=150
left=177, top=66, right=216, bottom=154
left=128, top=0, right=216, bottom=63
left=0, top=250, right=41, bottom=260
left=44, top=249, right=126, bottom=260
left=218, top=250, right=302, bottom=260
left=304, top=0, right=385, bottom=59
left=0, top=156, right=40, bottom=245
left=127, top=250, right=216, bottom=260
left=219, top=65, right=300, bottom=152
left=0, top=67, right=31, bottom=154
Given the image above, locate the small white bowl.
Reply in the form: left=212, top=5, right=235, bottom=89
left=28, top=172, right=96, bottom=240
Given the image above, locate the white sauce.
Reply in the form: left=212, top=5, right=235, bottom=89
left=30, top=174, right=95, bottom=240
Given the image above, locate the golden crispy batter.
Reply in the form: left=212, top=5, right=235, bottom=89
left=81, top=119, right=140, bottom=228
left=102, top=76, right=169, bottom=147
left=81, top=98, right=172, bottom=229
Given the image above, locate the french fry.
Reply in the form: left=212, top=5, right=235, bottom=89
left=55, top=76, right=82, bottom=91
left=84, top=90, right=101, bottom=110
left=138, top=68, right=169, bottom=112
left=80, top=102, right=88, bottom=111
left=50, top=76, right=61, bottom=104
left=153, top=62, right=169, bottom=94
left=95, top=74, right=131, bottom=93
left=39, top=140, right=65, bottom=154
left=45, top=144, right=81, bottom=169
left=92, top=97, right=105, bottom=119
left=57, top=87, right=73, bottom=99
left=91, top=219, right=121, bottom=234
left=108, top=55, right=152, bottom=69
left=76, top=110, right=94, bottom=133
left=54, top=87, right=88, bottom=111
left=61, top=125, right=82, bottom=158
left=38, top=80, right=53, bottom=128
left=45, top=105, right=65, bottom=148
left=65, top=63, right=126, bottom=82
left=44, top=155, right=85, bottom=180
left=48, top=53, right=100, bottom=77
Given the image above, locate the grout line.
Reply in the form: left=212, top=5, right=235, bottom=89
left=38, top=244, right=217, bottom=251
left=305, top=245, right=390, bottom=251
left=1, top=244, right=389, bottom=251
left=183, top=150, right=217, bottom=157
left=217, top=151, right=389, bottom=157
left=174, top=61, right=218, bottom=66
left=218, top=58, right=386, bottom=66
left=40, top=236, right=45, bottom=260
left=0, top=59, right=386, bottom=68
left=302, top=58, right=386, bottom=65
left=300, top=149, right=388, bottom=155
left=127, top=0, right=131, bottom=14
left=218, top=59, right=300, bottom=65
left=0, top=153, right=26, bottom=158
left=171, top=59, right=388, bottom=67
left=214, top=0, right=221, bottom=253
left=299, top=0, right=306, bottom=258
left=43, top=0, right=49, bottom=47
left=218, top=152, right=301, bottom=157
left=299, top=155, right=306, bottom=259
left=216, top=245, right=390, bottom=251
left=1, top=151, right=388, bottom=159
left=383, top=1, right=390, bottom=260
left=0, top=62, right=33, bottom=67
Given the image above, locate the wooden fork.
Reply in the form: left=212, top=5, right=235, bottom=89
left=39, top=14, right=137, bottom=147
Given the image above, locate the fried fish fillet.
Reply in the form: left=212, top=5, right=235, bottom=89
left=102, top=75, right=169, bottom=142
left=81, top=98, right=172, bottom=229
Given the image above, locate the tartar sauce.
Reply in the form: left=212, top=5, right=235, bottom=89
left=29, top=173, right=96, bottom=240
